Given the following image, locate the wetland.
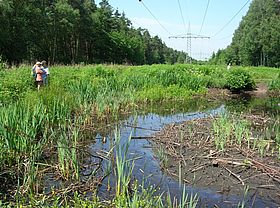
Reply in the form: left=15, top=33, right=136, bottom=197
left=0, top=64, right=280, bottom=207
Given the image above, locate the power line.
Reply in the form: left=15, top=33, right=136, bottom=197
left=169, top=27, right=210, bottom=63
left=198, top=0, right=210, bottom=60
left=213, top=34, right=234, bottom=41
left=177, top=0, right=187, bottom=34
left=199, top=0, right=210, bottom=35
left=139, top=0, right=173, bottom=36
left=130, top=18, right=157, bottom=36
left=185, top=0, right=190, bottom=22
left=212, top=0, right=251, bottom=37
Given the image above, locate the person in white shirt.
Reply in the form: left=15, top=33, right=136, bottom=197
left=227, top=62, right=231, bottom=70
left=41, top=60, right=50, bottom=85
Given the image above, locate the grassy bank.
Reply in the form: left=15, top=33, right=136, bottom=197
left=0, top=64, right=279, bottom=206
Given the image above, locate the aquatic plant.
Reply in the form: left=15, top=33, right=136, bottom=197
left=154, top=144, right=169, bottom=168
left=1, top=64, right=279, bottom=206
left=232, top=120, right=249, bottom=146
left=237, top=185, right=250, bottom=208
left=213, top=114, right=232, bottom=151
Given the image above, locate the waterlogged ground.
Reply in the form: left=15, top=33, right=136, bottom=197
left=38, top=87, right=280, bottom=207
left=79, top=92, right=280, bottom=207
left=152, top=115, right=280, bottom=207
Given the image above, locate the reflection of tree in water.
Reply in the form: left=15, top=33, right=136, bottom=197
left=136, top=98, right=223, bottom=117
left=225, top=96, right=280, bottom=115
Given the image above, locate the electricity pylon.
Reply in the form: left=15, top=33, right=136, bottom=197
left=169, top=26, right=210, bottom=63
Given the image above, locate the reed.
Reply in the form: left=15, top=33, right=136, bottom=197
left=0, top=100, right=48, bottom=167
left=113, top=131, right=199, bottom=208
left=237, top=185, right=250, bottom=208
left=212, top=114, right=232, bottom=151
left=154, top=144, right=168, bottom=168
left=233, top=120, right=249, bottom=146
left=211, top=112, right=280, bottom=160
left=1, top=64, right=279, bottom=206
left=57, top=125, right=80, bottom=180
left=114, top=131, right=133, bottom=197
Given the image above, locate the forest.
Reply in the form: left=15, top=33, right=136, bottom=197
left=0, top=0, right=188, bottom=65
left=210, top=0, right=280, bottom=67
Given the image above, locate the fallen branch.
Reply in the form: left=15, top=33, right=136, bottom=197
left=131, top=136, right=155, bottom=140
left=212, top=158, right=246, bottom=166
left=123, top=124, right=159, bottom=132
left=189, top=162, right=209, bottom=173
left=223, top=166, right=244, bottom=185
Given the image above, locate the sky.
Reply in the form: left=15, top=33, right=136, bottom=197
left=95, top=0, right=252, bottom=60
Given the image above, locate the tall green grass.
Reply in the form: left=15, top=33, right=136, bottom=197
left=269, top=73, right=280, bottom=96
left=212, top=113, right=280, bottom=159
left=0, top=63, right=279, bottom=205
left=113, top=131, right=198, bottom=208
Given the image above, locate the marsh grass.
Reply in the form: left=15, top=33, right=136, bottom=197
left=237, top=185, right=250, bottom=208
left=56, top=123, right=80, bottom=180
left=154, top=144, right=169, bottom=168
left=213, top=114, right=232, bottom=151
left=166, top=186, right=198, bottom=208
left=1, top=64, right=279, bottom=206
left=212, top=113, right=280, bottom=160
left=0, top=101, right=47, bottom=167
left=113, top=132, right=198, bottom=208
left=114, top=131, right=133, bottom=197
left=3, top=129, right=201, bottom=207
left=233, top=120, right=249, bottom=146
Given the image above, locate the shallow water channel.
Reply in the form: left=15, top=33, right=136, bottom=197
left=86, top=97, right=279, bottom=207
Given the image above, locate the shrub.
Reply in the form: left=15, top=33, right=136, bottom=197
left=225, top=69, right=255, bottom=92
left=268, top=73, right=280, bottom=96
left=269, top=73, right=280, bottom=90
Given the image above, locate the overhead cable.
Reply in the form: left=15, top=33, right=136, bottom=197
left=199, top=0, right=210, bottom=35
left=177, top=0, right=187, bottom=34
left=139, top=0, right=173, bottom=36
left=212, top=0, right=251, bottom=37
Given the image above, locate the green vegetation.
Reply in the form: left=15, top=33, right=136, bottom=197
left=212, top=113, right=280, bottom=159
left=0, top=0, right=188, bottom=65
left=1, top=0, right=280, bottom=205
left=225, top=68, right=256, bottom=92
left=210, top=0, right=280, bottom=67
left=269, top=73, right=280, bottom=95
left=0, top=63, right=279, bottom=206
left=0, top=131, right=199, bottom=207
left=0, top=64, right=229, bottom=106
left=0, top=64, right=216, bottom=207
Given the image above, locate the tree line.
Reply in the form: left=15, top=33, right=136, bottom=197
left=0, top=0, right=188, bottom=65
left=210, top=0, right=280, bottom=67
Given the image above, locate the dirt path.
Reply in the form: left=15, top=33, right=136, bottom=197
left=249, top=83, right=268, bottom=97
left=200, top=83, right=269, bottom=102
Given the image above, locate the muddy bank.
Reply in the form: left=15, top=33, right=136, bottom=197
left=204, top=83, right=269, bottom=100
left=151, top=114, right=280, bottom=206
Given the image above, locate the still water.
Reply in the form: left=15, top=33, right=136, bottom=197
left=87, top=97, right=279, bottom=207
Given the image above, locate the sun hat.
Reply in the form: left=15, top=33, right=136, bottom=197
left=36, top=61, right=42, bottom=65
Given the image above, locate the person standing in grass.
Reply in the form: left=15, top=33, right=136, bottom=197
left=31, top=63, right=38, bottom=86
left=35, top=62, right=45, bottom=90
left=41, top=60, right=49, bottom=86
left=227, top=62, right=231, bottom=70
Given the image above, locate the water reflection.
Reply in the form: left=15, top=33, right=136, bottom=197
left=89, top=97, right=279, bottom=207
